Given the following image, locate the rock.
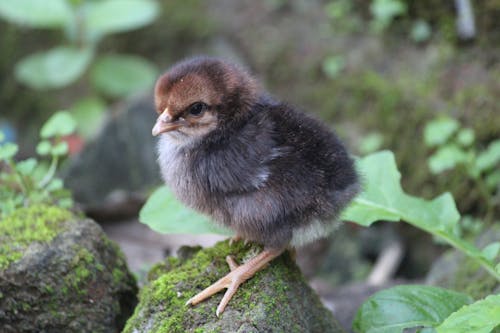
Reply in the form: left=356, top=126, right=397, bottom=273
left=0, top=205, right=138, bottom=332
left=426, top=225, right=500, bottom=299
left=63, top=96, right=160, bottom=217
left=124, top=240, right=345, bottom=333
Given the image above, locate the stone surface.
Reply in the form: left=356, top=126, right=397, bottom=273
left=63, top=96, right=160, bottom=214
left=124, top=240, right=345, bottom=333
left=0, top=205, right=138, bottom=332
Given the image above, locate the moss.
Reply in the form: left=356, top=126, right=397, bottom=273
left=0, top=205, right=74, bottom=270
left=124, top=240, right=343, bottom=333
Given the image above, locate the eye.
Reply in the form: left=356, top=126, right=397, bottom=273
left=187, top=102, right=207, bottom=116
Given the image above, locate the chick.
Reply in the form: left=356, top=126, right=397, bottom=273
left=152, top=56, right=360, bottom=316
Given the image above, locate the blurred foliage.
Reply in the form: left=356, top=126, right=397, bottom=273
left=0, top=111, right=76, bottom=219
left=0, top=0, right=160, bottom=141
left=424, top=116, right=500, bottom=223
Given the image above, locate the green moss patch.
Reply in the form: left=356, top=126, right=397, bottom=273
left=0, top=205, right=74, bottom=270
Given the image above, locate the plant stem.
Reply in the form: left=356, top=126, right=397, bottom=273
left=39, top=155, right=59, bottom=189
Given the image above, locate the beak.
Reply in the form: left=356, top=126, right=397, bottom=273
left=152, top=110, right=186, bottom=136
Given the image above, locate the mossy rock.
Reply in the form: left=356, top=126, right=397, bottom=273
left=0, top=205, right=138, bottom=332
left=124, top=240, right=345, bottom=333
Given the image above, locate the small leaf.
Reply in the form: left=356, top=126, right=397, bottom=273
left=359, top=132, right=384, bottom=155
left=353, top=285, right=472, bottom=333
left=424, top=117, right=459, bottom=147
left=456, top=128, right=475, bottom=147
left=51, top=141, right=69, bottom=156
left=428, top=145, right=468, bottom=174
left=140, top=186, right=232, bottom=235
left=41, top=111, right=77, bottom=139
left=436, top=294, right=500, bottom=333
left=84, top=0, right=159, bottom=42
left=70, top=96, right=107, bottom=139
left=15, top=46, right=93, bottom=89
left=0, top=0, right=71, bottom=28
left=481, top=242, right=500, bottom=262
left=90, top=54, right=157, bottom=97
left=16, top=158, right=38, bottom=175
left=45, top=178, right=63, bottom=191
left=485, top=170, right=500, bottom=190
left=0, top=143, right=18, bottom=160
left=475, top=140, right=500, bottom=173
left=411, top=19, right=432, bottom=43
left=36, top=140, right=52, bottom=155
left=322, top=55, right=345, bottom=79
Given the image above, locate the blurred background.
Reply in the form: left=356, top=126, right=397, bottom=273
left=1, top=0, right=499, bottom=330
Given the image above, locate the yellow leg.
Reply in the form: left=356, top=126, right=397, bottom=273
left=186, top=248, right=284, bottom=316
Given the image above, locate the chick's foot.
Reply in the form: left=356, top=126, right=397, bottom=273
left=186, top=248, right=283, bottom=316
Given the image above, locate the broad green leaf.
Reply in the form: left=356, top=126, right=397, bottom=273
left=84, top=0, right=159, bottom=41
left=70, top=96, right=107, bottom=139
left=456, top=128, right=475, bottom=147
left=15, top=46, right=93, bottom=89
left=16, top=158, right=37, bottom=175
left=428, top=145, right=469, bottom=174
left=0, top=143, right=18, bottom=160
left=41, top=111, right=77, bottom=139
left=45, top=178, right=63, bottom=191
left=0, top=0, right=71, bottom=28
left=51, top=141, right=69, bottom=156
left=90, top=54, right=157, bottom=97
left=36, top=140, right=52, bottom=156
left=436, top=294, right=500, bottom=333
left=342, top=151, right=460, bottom=233
left=139, top=186, right=232, bottom=235
left=353, top=285, right=472, bottom=333
left=481, top=242, right=500, bottom=262
left=475, top=140, right=500, bottom=173
left=424, top=117, right=459, bottom=147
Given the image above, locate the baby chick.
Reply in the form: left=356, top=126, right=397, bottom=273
left=152, top=56, right=360, bottom=316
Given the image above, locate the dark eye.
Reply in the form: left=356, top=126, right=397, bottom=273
left=188, top=102, right=207, bottom=116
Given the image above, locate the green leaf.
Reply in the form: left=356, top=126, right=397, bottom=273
left=139, top=186, right=232, bottom=235
left=428, top=145, right=469, bottom=174
left=342, top=151, right=460, bottom=232
left=70, top=96, right=107, bottom=139
left=322, top=55, right=345, bottom=79
left=90, top=54, right=157, bottom=97
left=41, top=111, right=76, bottom=139
left=51, top=141, right=69, bottom=156
left=411, top=19, right=432, bottom=43
left=424, top=117, right=459, bottom=147
left=370, top=0, right=406, bottom=31
left=84, top=0, right=159, bottom=42
left=436, top=294, right=500, bottom=333
left=485, top=170, right=500, bottom=190
left=456, top=128, right=475, bottom=147
left=481, top=242, right=500, bottom=262
left=16, top=158, right=38, bottom=175
left=0, top=143, right=18, bottom=160
left=475, top=140, right=500, bottom=173
left=0, top=0, right=71, bottom=28
left=353, top=285, right=472, bottom=333
left=15, top=46, right=93, bottom=89
left=36, top=140, right=52, bottom=156
left=45, top=178, right=63, bottom=191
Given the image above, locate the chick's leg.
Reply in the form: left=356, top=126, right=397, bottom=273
left=186, top=248, right=284, bottom=316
